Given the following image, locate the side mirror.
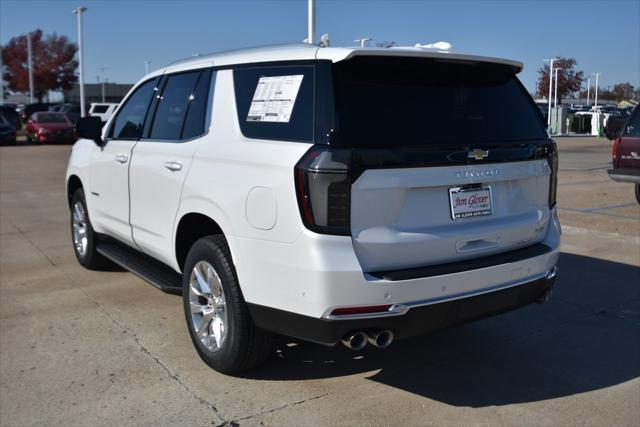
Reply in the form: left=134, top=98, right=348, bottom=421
left=75, top=116, right=104, bottom=145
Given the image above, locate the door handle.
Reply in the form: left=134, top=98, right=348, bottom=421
left=164, top=161, right=182, bottom=172
left=115, top=154, right=128, bottom=164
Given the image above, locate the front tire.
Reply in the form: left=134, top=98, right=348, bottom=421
left=70, top=188, right=107, bottom=269
left=635, top=184, right=640, bottom=204
left=182, top=236, right=273, bottom=375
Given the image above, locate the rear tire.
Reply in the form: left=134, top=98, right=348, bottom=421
left=182, top=235, right=273, bottom=375
left=635, top=184, right=640, bottom=204
left=70, top=188, right=107, bottom=270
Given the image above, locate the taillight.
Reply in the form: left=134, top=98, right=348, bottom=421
left=546, top=143, right=558, bottom=208
left=294, top=146, right=352, bottom=236
left=612, top=137, right=621, bottom=168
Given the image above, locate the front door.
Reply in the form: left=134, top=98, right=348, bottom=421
left=129, top=69, right=213, bottom=267
left=88, top=77, right=159, bottom=245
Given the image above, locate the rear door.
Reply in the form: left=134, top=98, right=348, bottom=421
left=129, top=69, right=213, bottom=266
left=88, top=77, right=158, bottom=244
left=332, top=56, right=553, bottom=272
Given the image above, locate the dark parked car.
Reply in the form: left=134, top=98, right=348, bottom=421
left=0, top=105, right=21, bottom=130
left=608, top=106, right=640, bottom=203
left=20, top=103, right=59, bottom=123
left=605, top=116, right=628, bottom=140
left=0, top=113, right=17, bottom=145
left=25, top=112, right=77, bottom=144
left=58, top=103, right=82, bottom=124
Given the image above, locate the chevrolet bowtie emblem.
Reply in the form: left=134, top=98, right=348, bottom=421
left=468, top=149, right=489, bottom=160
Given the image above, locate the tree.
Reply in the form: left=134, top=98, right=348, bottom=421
left=536, top=57, right=584, bottom=101
left=1, top=29, right=78, bottom=101
left=611, top=83, right=635, bottom=101
left=579, top=83, right=637, bottom=102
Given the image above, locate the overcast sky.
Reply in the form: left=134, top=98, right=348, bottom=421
left=1, top=0, right=639, bottom=93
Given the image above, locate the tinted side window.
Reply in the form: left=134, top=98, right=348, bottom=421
left=92, top=105, right=109, bottom=114
left=182, top=69, right=213, bottom=140
left=149, top=71, right=200, bottom=140
left=111, top=78, right=158, bottom=139
left=623, top=110, right=640, bottom=137
left=233, top=65, right=314, bottom=142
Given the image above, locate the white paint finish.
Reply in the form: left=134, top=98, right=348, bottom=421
left=87, top=139, right=137, bottom=244
left=351, top=160, right=552, bottom=272
left=158, top=43, right=521, bottom=79
left=179, top=70, right=311, bottom=251
left=246, top=187, right=277, bottom=230
left=129, top=139, right=199, bottom=267
left=230, top=211, right=560, bottom=318
left=316, top=46, right=524, bottom=71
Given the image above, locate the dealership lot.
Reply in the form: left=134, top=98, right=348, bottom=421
left=0, top=137, right=638, bottom=426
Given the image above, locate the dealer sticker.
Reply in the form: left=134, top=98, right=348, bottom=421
left=247, top=75, right=304, bottom=123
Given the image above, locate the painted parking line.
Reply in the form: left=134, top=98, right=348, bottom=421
left=558, top=179, right=612, bottom=187
left=558, top=207, right=640, bottom=221
left=584, top=203, right=638, bottom=213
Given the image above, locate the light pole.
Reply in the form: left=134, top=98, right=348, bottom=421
left=544, top=58, right=555, bottom=127
left=307, top=0, right=316, bottom=44
left=27, top=33, right=34, bottom=103
left=144, top=61, right=150, bottom=75
left=73, top=6, right=87, bottom=117
left=553, top=67, right=562, bottom=108
left=586, top=76, right=591, bottom=106
left=354, top=38, right=372, bottom=48
left=593, top=72, right=600, bottom=107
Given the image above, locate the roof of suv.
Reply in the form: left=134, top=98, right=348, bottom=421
left=158, top=43, right=524, bottom=77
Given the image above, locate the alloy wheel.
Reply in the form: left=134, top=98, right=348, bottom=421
left=188, top=261, right=228, bottom=352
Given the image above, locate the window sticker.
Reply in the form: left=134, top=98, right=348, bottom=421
left=247, top=75, right=304, bottom=123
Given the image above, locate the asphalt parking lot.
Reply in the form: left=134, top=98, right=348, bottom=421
left=0, top=136, right=639, bottom=426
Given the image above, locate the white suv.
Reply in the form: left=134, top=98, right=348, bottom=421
left=88, top=102, right=119, bottom=124
left=67, top=44, right=560, bottom=374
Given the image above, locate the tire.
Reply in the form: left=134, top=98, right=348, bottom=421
left=70, top=188, right=107, bottom=269
left=182, top=235, right=273, bottom=375
left=635, top=184, right=640, bottom=205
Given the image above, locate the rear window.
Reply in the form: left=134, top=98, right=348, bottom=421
left=623, top=109, right=639, bottom=137
left=92, top=105, right=109, bottom=114
left=332, top=57, right=546, bottom=147
left=233, top=65, right=315, bottom=142
left=36, top=113, right=68, bottom=123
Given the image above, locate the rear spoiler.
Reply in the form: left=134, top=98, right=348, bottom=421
left=318, top=48, right=524, bottom=74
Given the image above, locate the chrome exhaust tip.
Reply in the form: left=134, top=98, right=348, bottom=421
left=341, top=331, right=368, bottom=351
left=367, top=330, right=394, bottom=348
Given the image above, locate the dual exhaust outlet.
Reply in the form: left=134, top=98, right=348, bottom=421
left=341, top=330, right=394, bottom=350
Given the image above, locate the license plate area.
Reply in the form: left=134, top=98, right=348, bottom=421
left=449, top=185, right=493, bottom=220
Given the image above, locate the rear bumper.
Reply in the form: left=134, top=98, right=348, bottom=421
left=231, top=208, right=561, bottom=320
left=608, top=168, right=640, bottom=183
left=248, top=267, right=557, bottom=346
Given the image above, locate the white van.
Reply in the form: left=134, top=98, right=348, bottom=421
left=88, top=102, right=119, bottom=123
left=67, top=44, right=560, bottom=374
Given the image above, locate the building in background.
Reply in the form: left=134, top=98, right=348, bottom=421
left=63, top=82, right=133, bottom=104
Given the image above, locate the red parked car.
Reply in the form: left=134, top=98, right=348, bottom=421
left=608, top=105, right=640, bottom=203
left=25, top=112, right=77, bottom=144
